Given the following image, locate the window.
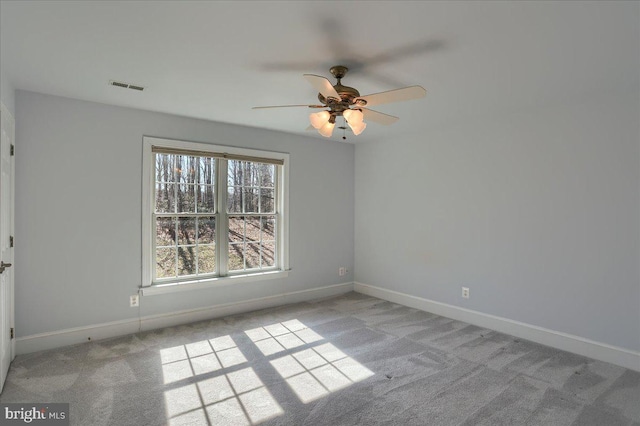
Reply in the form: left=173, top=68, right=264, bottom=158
left=142, top=137, right=289, bottom=292
left=226, top=160, right=277, bottom=272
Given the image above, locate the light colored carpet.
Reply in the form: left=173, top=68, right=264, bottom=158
left=1, top=292, right=638, bottom=425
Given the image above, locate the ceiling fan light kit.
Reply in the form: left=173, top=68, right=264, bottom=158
left=342, top=108, right=362, bottom=123
left=342, top=108, right=366, bottom=136
left=310, top=110, right=331, bottom=129
left=253, top=65, right=426, bottom=139
left=350, top=121, right=366, bottom=136
left=318, top=121, right=336, bottom=138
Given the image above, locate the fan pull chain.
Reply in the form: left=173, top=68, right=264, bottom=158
left=343, top=117, right=347, bottom=140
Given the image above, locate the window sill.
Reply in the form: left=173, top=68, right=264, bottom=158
left=140, top=270, right=289, bottom=296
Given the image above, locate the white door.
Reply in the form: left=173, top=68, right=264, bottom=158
left=0, top=103, right=15, bottom=393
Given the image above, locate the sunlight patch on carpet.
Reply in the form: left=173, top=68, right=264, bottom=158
left=162, top=335, right=283, bottom=425
left=247, top=320, right=374, bottom=404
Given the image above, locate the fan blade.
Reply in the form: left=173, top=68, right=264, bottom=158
left=366, top=40, right=446, bottom=67
left=252, top=104, right=325, bottom=109
left=357, top=86, right=426, bottom=107
left=303, top=74, right=341, bottom=100
left=361, top=108, right=399, bottom=125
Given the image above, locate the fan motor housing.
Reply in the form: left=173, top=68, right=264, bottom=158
left=316, top=65, right=370, bottom=114
left=318, top=85, right=361, bottom=109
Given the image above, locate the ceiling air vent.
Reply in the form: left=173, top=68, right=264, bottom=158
left=109, top=80, right=145, bottom=91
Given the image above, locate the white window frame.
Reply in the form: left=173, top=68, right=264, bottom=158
left=141, top=136, right=289, bottom=295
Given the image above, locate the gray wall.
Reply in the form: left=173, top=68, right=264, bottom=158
left=355, top=93, right=640, bottom=352
left=15, top=90, right=354, bottom=337
left=1, top=69, right=14, bottom=115
left=15, top=88, right=640, bottom=353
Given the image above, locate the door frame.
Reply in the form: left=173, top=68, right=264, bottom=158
left=0, top=101, right=15, bottom=393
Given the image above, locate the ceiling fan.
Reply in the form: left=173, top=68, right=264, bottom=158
left=253, top=65, right=426, bottom=138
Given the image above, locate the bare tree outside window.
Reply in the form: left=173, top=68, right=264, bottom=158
left=155, top=154, right=216, bottom=279
left=227, top=160, right=276, bottom=272
left=153, top=153, right=278, bottom=281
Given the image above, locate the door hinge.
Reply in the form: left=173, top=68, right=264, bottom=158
left=10, top=328, right=14, bottom=339
left=10, top=145, right=14, bottom=156
left=9, top=236, right=13, bottom=248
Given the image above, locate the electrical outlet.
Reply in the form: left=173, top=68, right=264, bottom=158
left=339, top=267, right=346, bottom=276
left=130, top=294, right=139, bottom=307
left=462, top=287, right=470, bottom=299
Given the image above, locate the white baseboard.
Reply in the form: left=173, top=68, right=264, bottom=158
left=16, top=282, right=354, bottom=355
left=354, top=282, right=640, bottom=372
left=139, top=282, right=354, bottom=332
left=15, top=318, right=140, bottom=356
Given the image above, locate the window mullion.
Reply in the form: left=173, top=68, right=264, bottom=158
left=242, top=217, right=247, bottom=271
left=195, top=217, right=199, bottom=276
left=259, top=213, right=263, bottom=269
left=152, top=212, right=157, bottom=282
left=194, top=166, right=199, bottom=277
left=173, top=159, right=179, bottom=278
left=217, top=158, right=229, bottom=276
left=275, top=166, right=282, bottom=270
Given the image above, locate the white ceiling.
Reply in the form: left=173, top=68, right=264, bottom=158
left=1, top=1, right=638, bottom=143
